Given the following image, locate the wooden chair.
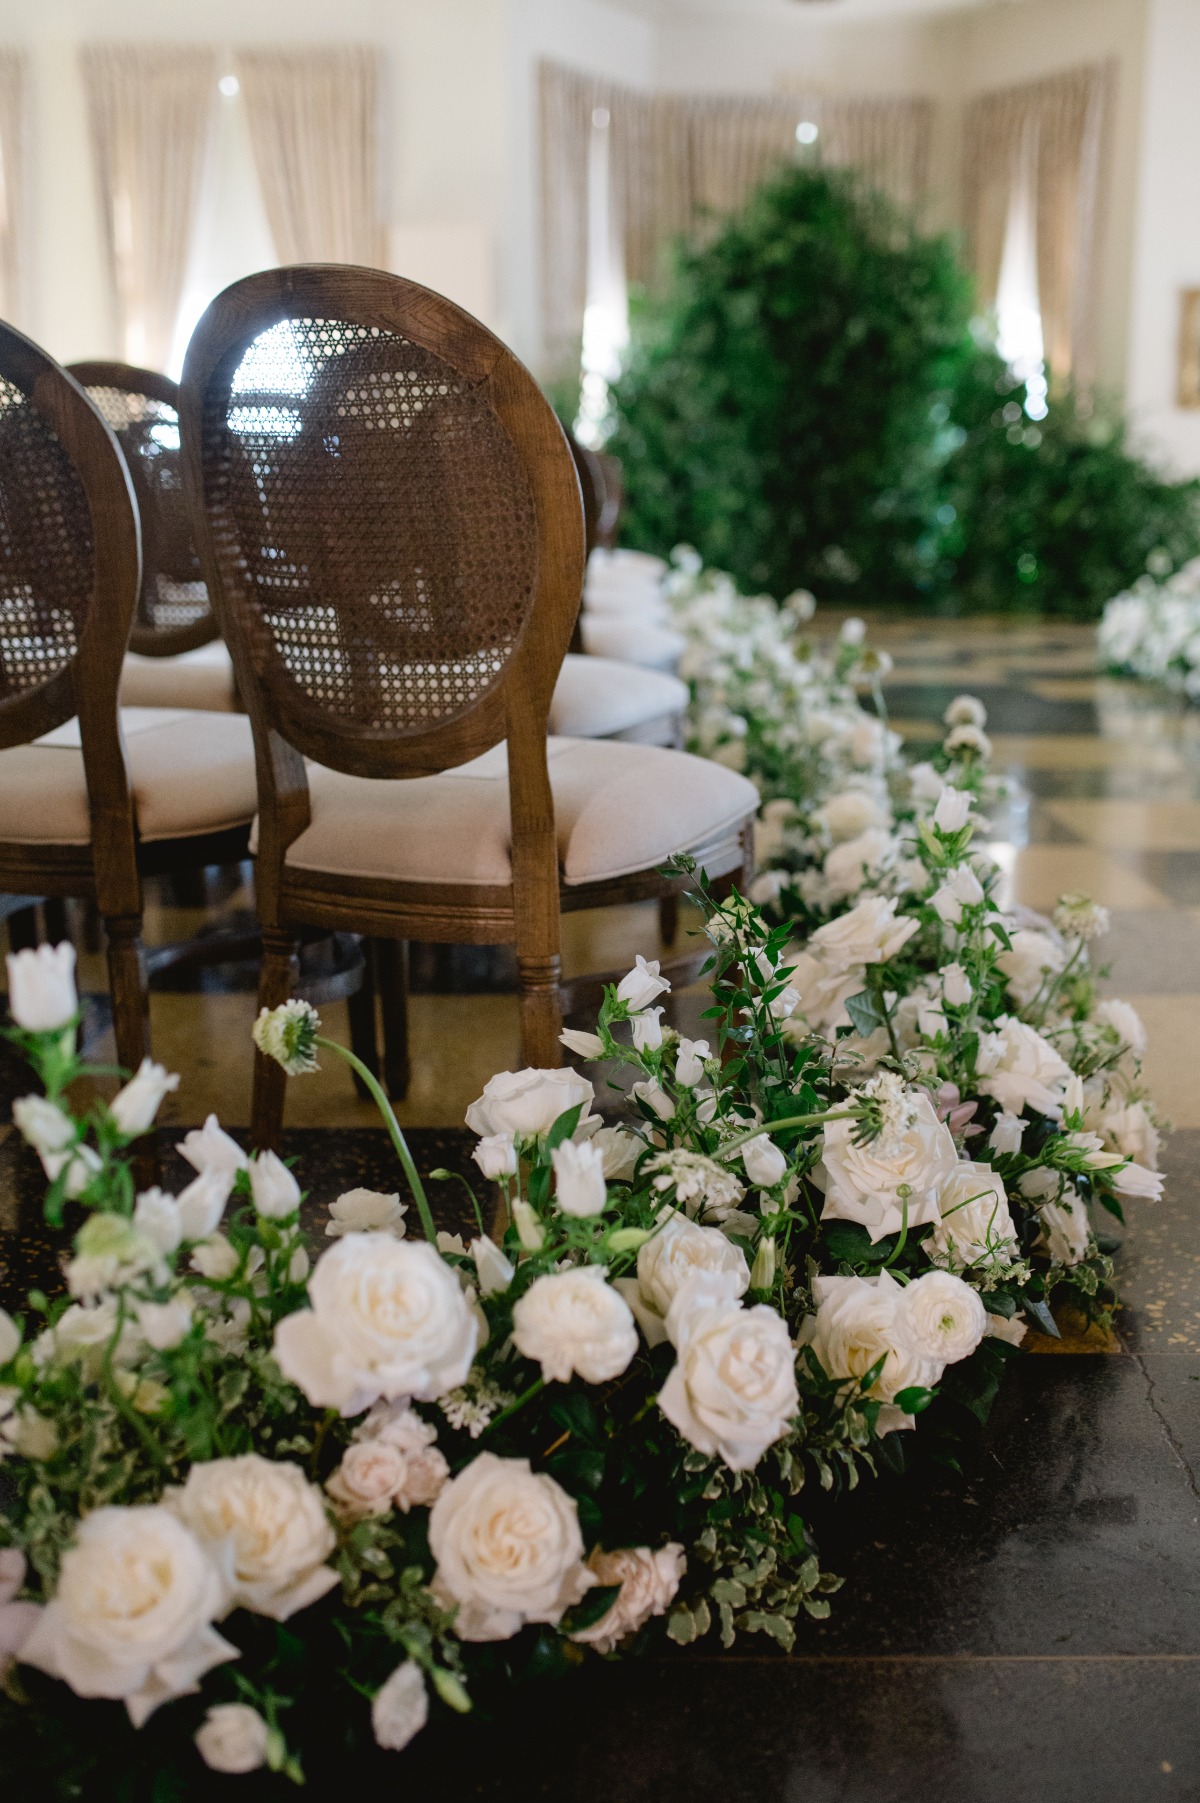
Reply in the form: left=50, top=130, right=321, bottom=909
left=180, top=266, right=758, bottom=1146
left=0, top=323, right=259, bottom=1076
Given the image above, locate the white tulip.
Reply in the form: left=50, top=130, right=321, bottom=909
left=632, top=1078, right=676, bottom=1122
left=930, top=865, right=985, bottom=926
left=942, top=963, right=972, bottom=1006
left=988, top=1111, right=1025, bottom=1154
left=741, top=1134, right=787, bottom=1189
left=109, top=1060, right=179, bottom=1136
left=631, top=1007, right=665, bottom=1052
left=372, top=1660, right=429, bottom=1751
left=510, top=1198, right=546, bottom=1251
left=616, top=955, right=671, bottom=1013
left=551, top=1138, right=608, bottom=1217
left=248, top=1150, right=301, bottom=1219
left=195, top=1703, right=270, bottom=1775
left=6, top=942, right=77, bottom=1032
left=470, top=1235, right=516, bottom=1296
left=472, top=1133, right=517, bottom=1180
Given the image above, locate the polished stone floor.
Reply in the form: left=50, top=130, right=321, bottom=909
left=4, top=617, right=1200, bottom=1800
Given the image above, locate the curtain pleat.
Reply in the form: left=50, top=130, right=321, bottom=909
left=236, top=47, right=383, bottom=267
left=0, top=51, right=26, bottom=326
left=81, top=45, right=217, bottom=371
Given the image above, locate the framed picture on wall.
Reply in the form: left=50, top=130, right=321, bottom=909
left=1179, top=290, right=1200, bottom=408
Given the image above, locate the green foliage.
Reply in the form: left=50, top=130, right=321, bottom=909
left=608, top=161, right=1200, bottom=618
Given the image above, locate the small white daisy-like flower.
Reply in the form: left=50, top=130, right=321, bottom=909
left=252, top=999, right=321, bottom=1075
left=943, top=723, right=993, bottom=761
left=1052, top=893, right=1111, bottom=943
left=647, top=1150, right=746, bottom=1222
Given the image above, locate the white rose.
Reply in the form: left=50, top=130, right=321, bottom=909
left=274, top=1235, right=480, bottom=1415
left=1038, top=1189, right=1091, bottom=1265
left=429, top=1452, right=593, bottom=1641
left=809, top=895, right=918, bottom=970
left=176, top=1167, right=234, bottom=1241
left=551, top=1138, right=608, bottom=1217
left=617, top=1214, right=749, bottom=1347
left=897, top=1270, right=987, bottom=1365
left=195, top=1703, right=271, bottom=1774
left=928, top=1162, right=1017, bottom=1271
left=1100, top=1101, right=1160, bottom=1169
left=133, top=1188, right=183, bottom=1256
left=326, top=1423, right=449, bottom=1520
left=168, top=1454, right=337, bottom=1622
left=659, top=1279, right=798, bottom=1471
left=802, top=1270, right=938, bottom=1431
left=109, top=1059, right=179, bottom=1136
left=631, top=1007, right=665, bottom=1052
left=590, top=1125, right=643, bottom=1181
left=512, top=1266, right=638, bottom=1384
left=372, top=1660, right=429, bottom=1752
left=570, top=1543, right=686, bottom=1653
left=997, top=929, right=1064, bottom=1007
left=465, top=1067, right=594, bottom=1140
left=0, top=1309, right=20, bottom=1367
left=931, top=864, right=985, bottom=925
left=1095, top=999, right=1148, bottom=1058
left=6, top=942, right=77, bottom=1031
left=977, top=1016, right=1071, bottom=1118
left=823, top=828, right=895, bottom=901
left=326, top=1187, right=406, bottom=1238
left=248, top=1149, right=301, bottom=1219
left=674, top=1037, right=710, bottom=1088
left=815, top=789, right=889, bottom=843
left=472, top=1133, right=517, bottom=1180
left=817, top=1091, right=959, bottom=1242
left=19, top=1506, right=235, bottom=1726
left=933, top=785, right=972, bottom=833
left=11, top=1095, right=75, bottom=1157
left=616, top=955, right=671, bottom=1012
left=741, top=1134, right=787, bottom=1188
left=786, top=950, right=865, bottom=1034
left=177, top=1115, right=247, bottom=1180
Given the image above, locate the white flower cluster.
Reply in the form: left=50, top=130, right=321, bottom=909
left=1099, top=557, right=1200, bottom=697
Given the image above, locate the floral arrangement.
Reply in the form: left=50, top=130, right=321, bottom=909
left=1098, top=554, right=1200, bottom=698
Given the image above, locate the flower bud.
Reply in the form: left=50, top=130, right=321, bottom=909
left=559, top=1028, right=606, bottom=1060
left=750, top=1237, right=777, bottom=1290
left=510, top=1198, right=545, bottom=1251
left=6, top=942, right=77, bottom=1032
left=470, top=1234, right=516, bottom=1296
left=248, top=1149, right=301, bottom=1219
left=472, top=1133, right=517, bottom=1181
left=109, top=1059, right=179, bottom=1136
left=551, top=1139, right=608, bottom=1217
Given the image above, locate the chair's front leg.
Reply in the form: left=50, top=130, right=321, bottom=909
left=251, top=928, right=300, bottom=1151
left=517, top=949, right=563, bottom=1069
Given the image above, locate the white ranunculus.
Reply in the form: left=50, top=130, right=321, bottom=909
left=618, top=1215, right=749, bottom=1347
left=11, top=1094, right=74, bottom=1157
left=741, top=1134, right=788, bottom=1189
left=372, top=1660, right=429, bottom=1752
left=168, top=1454, right=337, bottom=1622
left=616, top=955, right=671, bottom=1013
left=177, top=1115, right=247, bottom=1179
left=930, top=864, right=985, bottom=926
left=809, top=895, right=919, bottom=970
left=248, top=1149, right=301, bottom=1219
left=928, top=1162, right=1017, bottom=1272
left=560, top=1028, right=607, bottom=1060
left=109, top=1060, right=179, bottom=1136
left=933, top=785, right=972, bottom=834
left=631, top=1006, right=665, bottom=1052
left=512, top=1266, right=638, bottom=1384
left=659, top=1279, right=798, bottom=1470
left=815, top=789, right=889, bottom=843
left=6, top=942, right=77, bottom=1031
left=176, top=1167, right=235, bottom=1241
left=591, top=1125, right=643, bottom=1182
left=195, top=1703, right=270, bottom=1774
left=472, top=1133, right=517, bottom=1180
left=942, top=962, right=973, bottom=1006
left=552, top=1138, right=608, bottom=1217
left=326, top=1187, right=406, bottom=1238
left=996, top=929, right=1065, bottom=1008
left=327, top=1428, right=448, bottom=1522
left=19, top=1506, right=235, bottom=1727
left=570, top=1543, right=686, bottom=1653
left=674, top=1037, right=710, bottom=1087
left=1100, top=1101, right=1160, bottom=1170
left=135, top=1296, right=193, bottom=1352
left=0, top=1308, right=19, bottom=1366
left=465, top=1067, right=595, bottom=1141
left=429, top=1452, right=593, bottom=1641
left=988, top=1111, right=1025, bottom=1154
left=897, top=1270, right=987, bottom=1364
left=802, top=1270, right=939, bottom=1431
left=133, top=1188, right=183, bottom=1257
left=276, top=1235, right=480, bottom=1415
left=977, top=1016, right=1072, bottom=1118
left=1095, top=999, right=1148, bottom=1058
left=1039, top=1189, right=1091, bottom=1265
left=817, top=1090, right=959, bottom=1242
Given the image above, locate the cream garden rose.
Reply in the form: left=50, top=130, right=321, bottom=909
left=570, top=1543, right=686, bottom=1653
left=617, top=1213, right=750, bottom=1347
left=465, top=1067, right=595, bottom=1140
left=428, top=1452, right=593, bottom=1641
left=977, top=1016, right=1072, bottom=1118
left=512, top=1266, right=638, bottom=1384
left=168, top=1454, right=338, bottom=1622
left=195, top=1703, right=271, bottom=1774
left=659, top=1278, right=798, bottom=1471
left=274, top=1233, right=480, bottom=1415
left=802, top=1270, right=938, bottom=1434
left=817, top=1089, right=959, bottom=1242
left=327, top=1404, right=449, bottom=1520
left=927, top=1162, right=1018, bottom=1273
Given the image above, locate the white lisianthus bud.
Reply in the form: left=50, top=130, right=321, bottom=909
left=133, top=1189, right=184, bottom=1256
left=552, top=1139, right=608, bottom=1218
left=109, top=1060, right=179, bottom=1136
left=749, top=1238, right=777, bottom=1290
left=372, top=1660, right=429, bottom=1752
left=510, top=1198, right=546, bottom=1252
left=326, top=1188, right=406, bottom=1238
left=135, top=1296, right=194, bottom=1352
left=252, top=999, right=321, bottom=1075
left=195, top=1703, right=271, bottom=1775
left=6, top=942, right=78, bottom=1032
left=616, top=955, right=671, bottom=1012
left=632, top=1079, right=676, bottom=1122
left=559, top=1028, right=606, bottom=1060
left=933, top=786, right=972, bottom=834
left=11, top=1095, right=75, bottom=1157
left=248, top=1150, right=301, bottom=1220
left=1064, top=1074, right=1085, bottom=1119
left=988, top=1112, right=1025, bottom=1154
left=0, top=1307, right=20, bottom=1366
left=470, top=1235, right=515, bottom=1296
left=631, top=1007, right=665, bottom=1053
left=674, top=1037, right=710, bottom=1088
left=741, top=1134, right=787, bottom=1189
left=942, top=963, right=972, bottom=1006
left=472, top=1133, right=517, bottom=1181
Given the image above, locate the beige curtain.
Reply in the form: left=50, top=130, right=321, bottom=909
left=82, top=45, right=217, bottom=370
left=236, top=48, right=383, bottom=266
left=963, top=62, right=1113, bottom=389
left=0, top=51, right=26, bottom=325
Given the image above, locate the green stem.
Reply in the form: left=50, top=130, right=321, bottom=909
left=316, top=1036, right=437, bottom=1244
left=882, top=1193, right=910, bottom=1269
left=717, top=1107, right=861, bottom=1160
left=482, top=1378, right=546, bottom=1437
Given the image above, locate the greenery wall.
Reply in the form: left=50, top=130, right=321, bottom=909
left=606, top=164, right=1200, bottom=618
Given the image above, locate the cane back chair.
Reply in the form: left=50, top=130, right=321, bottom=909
left=0, top=324, right=258, bottom=1075
left=180, top=266, right=757, bottom=1146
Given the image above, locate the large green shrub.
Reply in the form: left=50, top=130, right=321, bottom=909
left=607, top=161, right=1200, bottom=617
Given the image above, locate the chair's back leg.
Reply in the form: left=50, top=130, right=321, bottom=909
left=104, top=911, right=150, bottom=1076
left=251, top=928, right=301, bottom=1151
left=375, top=937, right=411, bottom=1102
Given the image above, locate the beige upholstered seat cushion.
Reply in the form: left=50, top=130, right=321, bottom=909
left=549, top=655, right=688, bottom=740
left=120, top=641, right=238, bottom=713
left=0, top=708, right=257, bottom=845
left=580, top=614, right=685, bottom=672
left=280, top=737, right=757, bottom=889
